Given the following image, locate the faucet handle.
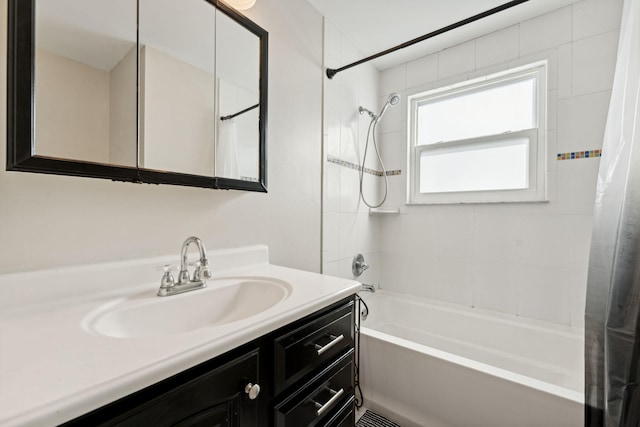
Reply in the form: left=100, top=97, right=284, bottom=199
left=198, top=259, right=213, bottom=280
left=161, top=264, right=179, bottom=273
left=159, top=264, right=178, bottom=292
left=157, top=264, right=179, bottom=274
left=191, top=260, right=213, bottom=281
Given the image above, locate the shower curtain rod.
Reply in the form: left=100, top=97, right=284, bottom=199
left=220, top=103, right=259, bottom=121
left=326, top=0, right=530, bottom=79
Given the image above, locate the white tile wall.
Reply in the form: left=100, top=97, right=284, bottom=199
left=338, top=213, right=359, bottom=259
left=339, top=167, right=359, bottom=213
left=472, top=205, right=521, bottom=264
left=558, top=43, right=573, bottom=99
left=556, top=157, right=601, bottom=215
left=380, top=65, right=406, bottom=98
left=322, top=18, right=382, bottom=285
left=368, top=0, right=621, bottom=326
left=323, top=162, right=340, bottom=213
left=434, top=257, right=474, bottom=306
left=558, top=90, right=612, bottom=153
left=475, top=26, right=520, bottom=69
left=406, top=55, right=438, bottom=91
left=572, top=31, right=619, bottom=96
left=472, top=259, right=518, bottom=315
left=569, top=215, right=594, bottom=327
left=520, top=7, right=572, bottom=56
left=548, top=89, right=558, bottom=131
left=573, top=0, right=624, bottom=41
left=546, top=130, right=559, bottom=173
left=438, top=40, right=476, bottom=79
left=322, top=212, right=339, bottom=258
left=517, top=265, right=572, bottom=324
left=324, top=106, right=341, bottom=158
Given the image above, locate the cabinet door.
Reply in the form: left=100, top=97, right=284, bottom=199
left=64, top=349, right=261, bottom=427
left=172, top=400, right=236, bottom=427
left=117, top=350, right=260, bottom=427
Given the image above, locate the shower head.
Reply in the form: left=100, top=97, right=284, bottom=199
left=376, top=93, right=400, bottom=122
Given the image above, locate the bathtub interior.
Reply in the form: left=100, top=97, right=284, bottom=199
left=357, top=290, right=584, bottom=396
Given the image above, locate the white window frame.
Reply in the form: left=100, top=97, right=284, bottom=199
left=407, top=61, right=548, bottom=204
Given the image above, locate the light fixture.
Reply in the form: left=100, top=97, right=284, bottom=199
left=224, top=0, right=256, bottom=10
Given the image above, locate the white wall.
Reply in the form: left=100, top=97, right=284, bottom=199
left=35, top=48, right=111, bottom=163
left=375, top=0, right=623, bottom=327
left=140, top=45, right=216, bottom=176
left=0, top=0, right=324, bottom=275
left=321, top=19, right=382, bottom=285
left=109, top=47, right=137, bottom=167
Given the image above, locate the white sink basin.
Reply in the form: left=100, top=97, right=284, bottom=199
left=83, top=277, right=292, bottom=338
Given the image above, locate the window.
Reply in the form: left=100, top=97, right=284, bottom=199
left=408, top=62, right=547, bottom=204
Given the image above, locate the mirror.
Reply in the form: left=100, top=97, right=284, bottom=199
left=34, top=0, right=137, bottom=167
left=215, top=10, right=261, bottom=182
left=139, top=0, right=216, bottom=177
left=7, top=0, right=268, bottom=191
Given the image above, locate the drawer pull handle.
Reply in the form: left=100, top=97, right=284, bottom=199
left=313, top=387, right=344, bottom=416
left=314, top=334, right=344, bottom=355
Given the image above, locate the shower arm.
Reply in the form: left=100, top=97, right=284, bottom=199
left=326, top=0, right=530, bottom=79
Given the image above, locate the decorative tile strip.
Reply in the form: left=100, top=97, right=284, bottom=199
left=557, top=150, right=602, bottom=160
left=327, top=155, right=401, bottom=176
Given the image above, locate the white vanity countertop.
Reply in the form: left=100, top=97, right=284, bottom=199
left=0, top=245, right=360, bottom=427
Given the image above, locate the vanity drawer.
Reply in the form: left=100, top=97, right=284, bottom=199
left=323, top=395, right=355, bottom=427
left=275, top=300, right=354, bottom=394
left=274, top=351, right=354, bottom=427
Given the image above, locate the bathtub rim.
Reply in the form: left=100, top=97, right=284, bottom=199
left=358, top=290, right=584, bottom=338
left=358, top=290, right=584, bottom=404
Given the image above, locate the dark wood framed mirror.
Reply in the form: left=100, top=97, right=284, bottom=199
left=7, top=0, right=268, bottom=192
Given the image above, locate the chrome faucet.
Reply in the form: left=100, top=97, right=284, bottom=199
left=158, top=236, right=213, bottom=297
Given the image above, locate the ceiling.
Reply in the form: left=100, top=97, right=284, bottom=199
left=307, top=0, right=580, bottom=70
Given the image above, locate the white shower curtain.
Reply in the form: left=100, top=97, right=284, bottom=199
left=216, top=118, right=240, bottom=179
left=585, top=0, right=640, bottom=425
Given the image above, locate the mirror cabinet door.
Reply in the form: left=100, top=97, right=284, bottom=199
left=34, top=0, right=137, bottom=167
left=215, top=9, right=260, bottom=182
left=138, top=0, right=216, bottom=178
left=8, top=0, right=267, bottom=191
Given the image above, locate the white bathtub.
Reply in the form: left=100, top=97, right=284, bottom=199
left=358, top=291, right=584, bottom=427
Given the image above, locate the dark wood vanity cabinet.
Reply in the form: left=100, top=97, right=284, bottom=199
left=62, top=346, right=262, bottom=427
left=61, top=296, right=355, bottom=427
left=273, top=301, right=356, bottom=426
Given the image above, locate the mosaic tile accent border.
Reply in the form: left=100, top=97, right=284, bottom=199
left=557, top=150, right=602, bottom=160
left=327, top=155, right=402, bottom=176
left=330, top=150, right=601, bottom=171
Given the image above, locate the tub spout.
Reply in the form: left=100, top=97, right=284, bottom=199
left=361, top=283, right=376, bottom=293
